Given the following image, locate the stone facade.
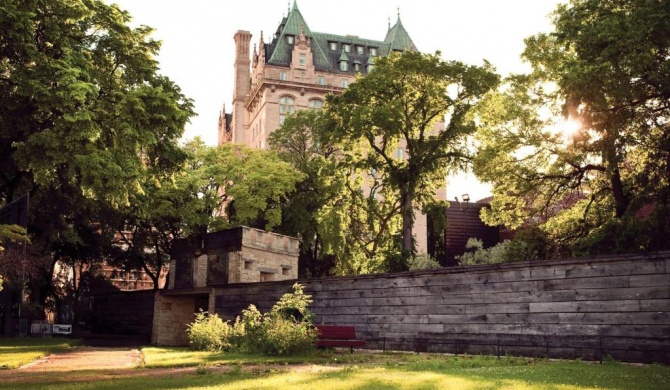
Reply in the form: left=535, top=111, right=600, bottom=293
left=169, top=226, right=299, bottom=289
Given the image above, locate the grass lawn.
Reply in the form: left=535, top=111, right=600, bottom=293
left=1, top=345, right=668, bottom=390
left=0, top=337, right=80, bottom=369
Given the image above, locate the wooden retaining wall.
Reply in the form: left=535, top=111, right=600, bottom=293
left=213, top=251, right=670, bottom=363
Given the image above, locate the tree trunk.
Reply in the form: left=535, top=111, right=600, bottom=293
left=610, top=168, right=629, bottom=218
left=401, top=190, right=414, bottom=254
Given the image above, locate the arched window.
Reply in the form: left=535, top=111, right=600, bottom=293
left=308, top=99, right=324, bottom=110
left=279, top=95, right=295, bottom=125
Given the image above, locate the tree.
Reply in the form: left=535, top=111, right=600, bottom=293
left=0, top=0, right=193, bottom=310
left=0, top=224, right=30, bottom=291
left=327, top=51, right=499, bottom=256
left=270, top=109, right=404, bottom=275
left=474, top=0, right=670, bottom=254
left=107, top=139, right=303, bottom=288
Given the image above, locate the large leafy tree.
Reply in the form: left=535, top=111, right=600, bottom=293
left=270, top=110, right=401, bottom=276
left=474, top=0, right=670, bottom=254
left=0, top=1, right=193, bottom=301
left=327, top=51, right=499, bottom=256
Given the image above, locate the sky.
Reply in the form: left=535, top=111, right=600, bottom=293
left=106, top=0, right=564, bottom=201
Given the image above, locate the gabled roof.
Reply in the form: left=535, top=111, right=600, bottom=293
left=383, top=15, right=418, bottom=52
left=263, top=2, right=417, bottom=73
left=266, top=1, right=331, bottom=69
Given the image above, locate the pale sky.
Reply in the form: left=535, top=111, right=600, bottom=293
left=107, top=0, right=564, bottom=201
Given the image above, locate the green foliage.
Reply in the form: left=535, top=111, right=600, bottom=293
left=187, top=284, right=317, bottom=356
left=407, top=253, right=441, bottom=271
left=456, top=238, right=512, bottom=266
left=186, top=312, right=233, bottom=352
left=328, top=51, right=499, bottom=254
left=270, top=108, right=402, bottom=276
left=0, top=0, right=194, bottom=313
left=474, top=0, right=670, bottom=254
left=457, top=229, right=553, bottom=266
left=0, top=224, right=30, bottom=291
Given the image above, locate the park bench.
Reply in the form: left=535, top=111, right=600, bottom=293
left=315, top=325, right=366, bottom=352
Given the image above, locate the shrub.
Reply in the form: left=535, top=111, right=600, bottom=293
left=187, top=311, right=229, bottom=352
left=187, top=283, right=318, bottom=356
left=407, top=253, right=441, bottom=270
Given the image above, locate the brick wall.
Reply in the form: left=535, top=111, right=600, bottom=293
left=213, top=251, right=670, bottom=363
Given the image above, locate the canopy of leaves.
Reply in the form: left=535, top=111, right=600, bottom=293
left=327, top=51, right=499, bottom=254
left=0, top=0, right=193, bottom=300
left=474, top=0, right=670, bottom=255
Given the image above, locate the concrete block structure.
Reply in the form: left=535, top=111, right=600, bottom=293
left=151, top=226, right=299, bottom=345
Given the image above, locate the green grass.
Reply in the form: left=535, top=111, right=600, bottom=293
left=0, top=337, right=80, bottom=369
left=2, top=345, right=669, bottom=390
left=140, top=346, right=378, bottom=368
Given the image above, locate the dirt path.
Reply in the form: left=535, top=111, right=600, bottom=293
left=0, top=347, right=342, bottom=385
left=18, top=346, right=141, bottom=372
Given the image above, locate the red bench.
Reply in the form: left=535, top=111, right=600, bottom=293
left=315, top=325, right=366, bottom=352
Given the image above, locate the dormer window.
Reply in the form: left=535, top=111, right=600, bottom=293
left=286, top=35, right=294, bottom=44
left=367, top=64, right=374, bottom=72
left=299, top=54, right=306, bottom=65
left=343, top=44, right=351, bottom=53
left=369, top=47, right=378, bottom=56
left=339, top=61, right=348, bottom=72
left=356, top=46, right=364, bottom=54
left=329, top=42, right=338, bottom=50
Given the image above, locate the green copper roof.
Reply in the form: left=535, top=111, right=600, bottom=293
left=264, top=3, right=416, bottom=73
left=338, top=50, right=349, bottom=61
left=383, top=16, right=417, bottom=52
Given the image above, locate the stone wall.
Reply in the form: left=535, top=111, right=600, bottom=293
left=234, top=227, right=299, bottom=283
left=151, top=292, right=202, bottom=347
left=213, top=251, right=670, bottom=363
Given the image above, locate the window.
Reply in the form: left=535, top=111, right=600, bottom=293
left=329, top=42, right=338, bottom=50
left=317, top=75, right=325, bottom=85
left=395, top=147, right=405, bottom=159
left=279, top=95, right=295, bottom=125
left=279, top=72, right=287, bottom=81
left=339, top=61, right=348, bottom=71
left=309, top=99, right=323, bottom=109
left=369, top=47, right=378, bottom=56
left=343, top=44, right=351, bottom=53
left=286, top=35, right=294, bottom=44
left=354, top=63, right=360, bottom=72
left=367, top=64, right=374, bottom=72
left=356, top=46, right=364, bottom=54
left=299, top=53, right=306, bottom=65
left=341, top=79, right=349, bottom=88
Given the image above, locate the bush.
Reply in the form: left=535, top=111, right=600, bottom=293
left=187, top=283, right=318, bottom=356
left=407, top=253, right=441, bottom=270
left=187, top=312, right=229, bottom=352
